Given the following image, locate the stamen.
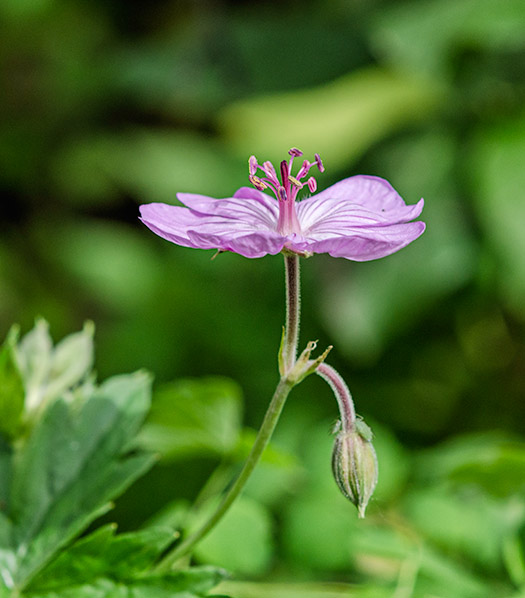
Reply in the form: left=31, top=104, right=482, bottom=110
left=249, top=155, right=258, bottom=176
left=249, top=175, right=267, bottom=191
left=288, top=148, right=303, bottom=157
left=289, top=175, right=303, bottom=188
left=277, top=186, right=287, bottom=201
left=280, top=160, right=289, bottom=187
left=308, top=177, right=317, bottom=193
left=296, top=160, right=310, bottom=180
left=262, top=161, right=279, bottom=186
left=315, top=153, right=325, bottom=173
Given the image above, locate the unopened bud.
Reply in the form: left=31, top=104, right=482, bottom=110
left=331, top=419, right=378, bottom=518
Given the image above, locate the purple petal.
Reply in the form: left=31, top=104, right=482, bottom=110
left=188, top=230, right=287, bottom=258
left=304, top=175, right=419, bottom=215
left=179, top=189, right=279, bottom=223
left=139, top=203, right=204, bottom=249
left=298, top=198, right=424, bottom=235
left=299, top=221, right=426, bottom=261
left=139, top=201, right=284, bottom=258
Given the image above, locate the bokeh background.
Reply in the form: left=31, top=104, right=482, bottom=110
left=2, top=0, right=525, bottom=596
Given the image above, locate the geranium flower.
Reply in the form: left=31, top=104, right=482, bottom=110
left=139, top=148, right=425, bottom=260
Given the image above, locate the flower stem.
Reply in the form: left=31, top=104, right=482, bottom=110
left=316, top=362, right=356, bottom=431
left=155, top=254, right=301, bottom=572
left=282, top=254, right=300, bottom=372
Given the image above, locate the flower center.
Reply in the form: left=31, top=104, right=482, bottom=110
left=248, top=148, right=324, bottom=235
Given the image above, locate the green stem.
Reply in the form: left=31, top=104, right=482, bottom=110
left=155, top=254, right=301, bottom=572
left=282, top=254, right=300, bottom=372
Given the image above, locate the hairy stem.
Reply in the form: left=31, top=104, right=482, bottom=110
left=282, top=254, right=300, bottom=373
left=155, top=253, right=302, bottom=572
left=316, top=362, right=356, bottom=431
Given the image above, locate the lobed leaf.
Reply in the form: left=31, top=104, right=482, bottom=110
left=3, top=372, right=155, bottom=591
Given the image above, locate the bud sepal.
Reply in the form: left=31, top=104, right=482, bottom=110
left=331, top=418, right=378, bottom=518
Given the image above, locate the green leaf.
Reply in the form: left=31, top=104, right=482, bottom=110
left=33, top=220, right=161, bottom=314
left=25, top=566, right=227, bottom=598
left=50, top=130, right=244, bottom=206
left=469, top=114, right=525, bottom=318
left=217, top=580, right=392, bottom=598
left=219, top=67, right=443, bottom=171
left=140, top=378, right=243, bottom=460
left=352, top=524, right=491, bottom=598
left=0, top=327, right=24, bottom=440
left=403, top=486, right=520, bottom=570
left=4, top=371, right=155, bottom=590
left=320, top=131, right=477, bottom=363
left=28, top=525, right=177, bottom=591
left=15, top=320, right=52, bottom=412
left=371, top=0, right=525, bottom=77
left=414, top=432, right=525, bottom=497
left=191, top=495, right=273, bottom=576
left=15, top=319, right=95, bottom=415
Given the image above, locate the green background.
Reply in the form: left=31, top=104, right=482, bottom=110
left=1, top=0, right=525, bottom=596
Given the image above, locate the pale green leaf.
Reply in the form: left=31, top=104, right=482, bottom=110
left=219, top=67, right=443, bottom=170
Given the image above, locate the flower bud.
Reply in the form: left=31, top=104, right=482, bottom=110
left=331, top=419, right=378, bottom=518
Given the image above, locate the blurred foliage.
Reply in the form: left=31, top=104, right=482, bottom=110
left=2, top=0, right=525, bottom=596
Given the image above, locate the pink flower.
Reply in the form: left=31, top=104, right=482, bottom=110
left=139, top=148, right=425, bottom=260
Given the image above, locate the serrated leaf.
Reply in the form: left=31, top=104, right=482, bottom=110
left=0, top=327, right=24, bottom=440
left=140, top=378, right=242, bottom=460
left=28, top=525, right=177, bottom=592
left=25, top=566, right=227, bottom=598
left=3, top=372, right=155, bottom=590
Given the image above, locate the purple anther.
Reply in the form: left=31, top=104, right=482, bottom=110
left=288, top=148, right=303, bottom=157
left=249, top=175, right=267, bottom=191
left=277, top=186, right=287, bottom=201
left=315, top=153, right=325, bottom=173
left=249, top=155, right=258, bottom=176
left=280, top=160, right=289, bottom=186
left=307, top=176, right=317, bottom=193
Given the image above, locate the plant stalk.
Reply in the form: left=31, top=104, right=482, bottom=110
left=155, top=253, right=301, bottom=572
